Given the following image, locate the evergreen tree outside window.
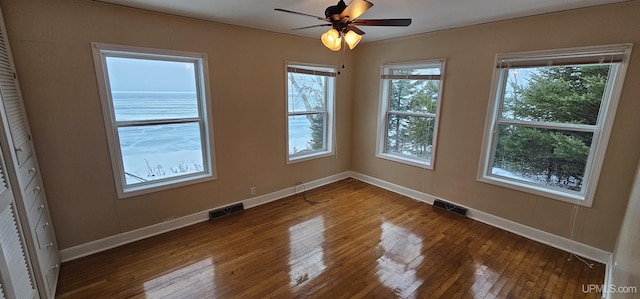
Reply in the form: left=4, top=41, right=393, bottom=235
left=479, top=44, right=632, bottom=206
left=376, top=60, right=445, bottom=169
left=286, top=63, right=336, bottom=163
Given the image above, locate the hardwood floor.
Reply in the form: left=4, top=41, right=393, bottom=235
left=56, top=179, right=605, bottom=298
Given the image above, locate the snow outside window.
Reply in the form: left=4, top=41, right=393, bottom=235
left=92, top=43, right=216, bottom=198
left=286, top=63, right=336, bottom=163
left=478, top=44, right=632, bottom=206
left=376, top=60, right=445, bottom=169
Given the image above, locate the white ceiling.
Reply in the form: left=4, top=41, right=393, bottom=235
left=97, top=0, right=627, bottom=43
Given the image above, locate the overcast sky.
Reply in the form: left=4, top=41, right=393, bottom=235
left=106, top=57, right=197, bottom=92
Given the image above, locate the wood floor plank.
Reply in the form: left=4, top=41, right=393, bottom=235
left=467, top=230, right=513, bottom=298
left=55, top=179, right=605, bottom=298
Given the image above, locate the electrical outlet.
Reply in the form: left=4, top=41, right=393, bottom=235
left=250, top=187, right=256, bottom=196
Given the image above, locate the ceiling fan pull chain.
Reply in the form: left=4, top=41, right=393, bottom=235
left=337, top=41, right=342, bottom=75
left=338, top=38, right=347, bottom=75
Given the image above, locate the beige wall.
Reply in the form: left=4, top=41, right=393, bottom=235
left=2, top=0, right=639, bottom=253
left=352, top=1, right=640, bottom=251
left=610, top=160, right=640, bottom=298
left=0, top=0, right=354, bottom=249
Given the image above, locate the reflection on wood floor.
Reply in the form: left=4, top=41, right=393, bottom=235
left=56, top=179, right=605, bottom=298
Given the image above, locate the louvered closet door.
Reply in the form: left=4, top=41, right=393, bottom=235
left=0, top=4, right=59, bottom=298
left=0, top=16, right=30, bottom=166
left=0, top=151, right=36, bottom=299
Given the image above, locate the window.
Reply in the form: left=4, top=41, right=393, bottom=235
left=479, top=44, right=632, bottom=206
left=92, top=43, right=216, bottom=198
left=376, top=60, right=445, bottom=169
left=286, top=63, right=336, bottom=163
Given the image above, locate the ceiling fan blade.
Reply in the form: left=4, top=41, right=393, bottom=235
left=348, top=26, right=366, bottom=35
left=352, top=18, right=412, bottom=26
left=274, top=8, right=328, bottom=21
left=339, top=0, right=373, bottom=22
left=291, top=24, right=332, bottom=30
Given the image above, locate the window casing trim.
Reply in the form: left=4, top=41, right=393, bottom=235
left=285, top=61, right=336, bottom=164
left=477, top=44, right=632, bottom=206
left=92, top=42, right=217, bottom=199
left=376, top=59, right=446, bottom=169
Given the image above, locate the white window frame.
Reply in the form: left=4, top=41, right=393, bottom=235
left=285, top=62, right=336, bottom=163
left=478, top=44, right=632, bottom=206
left=92, top=42, right=216, bottom=198
left=376, top=60, right=445, bottom=169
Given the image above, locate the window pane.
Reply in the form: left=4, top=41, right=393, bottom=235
left=386, top=114, right=434, bottom=161
left=288, top=73, right=326, bottom=113
left=105, top=57, right=199, bottom=121
left=389, top=79, right=439, bottom=114
left=288, top=114, right=325, bottom=155
left=500, top=65, right=611, bottom=125
left=112, top=91, right=198, bottom=122
left=492, top=124, right=593, bottom=192
left=118, top=123, right=204, bottom=185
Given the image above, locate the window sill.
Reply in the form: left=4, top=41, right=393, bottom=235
left=118, top=172, right=216, bottom=199
left=376, top=152, right=433, bottom=170
left=287, top=150, right=334, bottom=164
left=477, top=174, right=592, bottom=207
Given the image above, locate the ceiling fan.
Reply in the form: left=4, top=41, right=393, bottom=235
left=275, top=0, right=411, bottom=51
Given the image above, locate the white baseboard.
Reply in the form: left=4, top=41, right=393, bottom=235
left=604, top=254, right=615, bottom=299
left=61, top=170, right=611, bottom=267
left=242, top=172, right=350, bottom=209
left=349, top=172, right=435, bottom=204
left=59, top=171, right=351, bottom=262
left=350, top=172, right=612, bottom=264
left=59, top=210, right=210, bottom=262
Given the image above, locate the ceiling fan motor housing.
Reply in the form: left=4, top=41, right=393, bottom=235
left=325, top=0, right=347, bottom=20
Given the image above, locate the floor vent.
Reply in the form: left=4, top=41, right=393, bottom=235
left=433, top=199, right=468, bottom=217
left=209, top=203, right=244, bottom=220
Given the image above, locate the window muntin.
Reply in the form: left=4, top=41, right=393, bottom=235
left=93, top=43, right=215, bottom=198
left=286, top=63, right=335, bottom=163
left=377, top=60, right=445, bottom=169
left=479, top=44, right=632, bottom=205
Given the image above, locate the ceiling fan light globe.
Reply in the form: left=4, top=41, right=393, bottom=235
left=344, top=30, right=362, bottom=49
left=321, top=28, right=342, bottom=51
